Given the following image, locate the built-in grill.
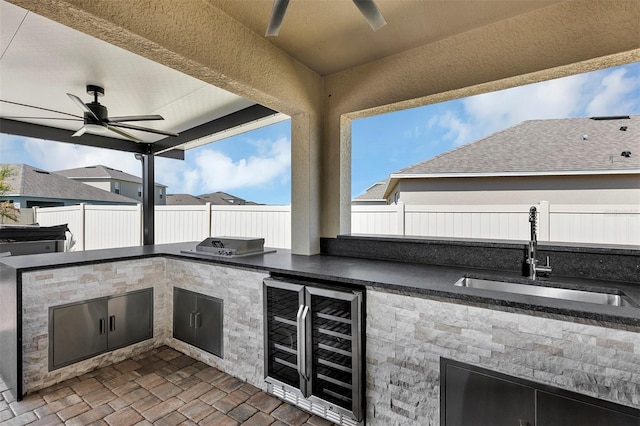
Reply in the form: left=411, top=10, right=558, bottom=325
left=181, top=236, right=273, bottom=258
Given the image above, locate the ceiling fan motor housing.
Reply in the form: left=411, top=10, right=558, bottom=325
left=85, top=102, right=108, bottom=124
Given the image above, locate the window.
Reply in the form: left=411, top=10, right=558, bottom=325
left=114, top=182, right=120, bottom=194
left=137, top=185, right=142, bottom=197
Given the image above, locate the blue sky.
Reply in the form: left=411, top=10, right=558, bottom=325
left=1, top=62, right=639, bottom=205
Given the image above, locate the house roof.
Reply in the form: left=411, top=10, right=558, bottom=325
left=165, top=191, right=259, bottom=206
left=198, top=192, right=259, bottom=205
left=394, top=115, right=640, bottom=177
left=353, top=181, right=387, bottom=201
left=165, top=194, right=205, bottom=206
left=383, top=115, right=640, bottom=199
left=54, top=165, right=167, bottom=188
left=2, top=164, right=138, bottom=204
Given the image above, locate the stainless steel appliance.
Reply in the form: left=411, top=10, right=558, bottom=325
left=181, top=236, right=275, bottom=258
left=264, top=277, right=364, bottom=426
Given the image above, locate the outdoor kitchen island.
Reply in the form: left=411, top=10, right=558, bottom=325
left=1, top=237, right=639, bottom=425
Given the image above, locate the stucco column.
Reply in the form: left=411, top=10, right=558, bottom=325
left=320, top=111, right=352, bottom=239
left=291, top=112, right=322, bottom=255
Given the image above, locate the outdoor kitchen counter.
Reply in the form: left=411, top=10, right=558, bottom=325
left=1, top=241, right=638, bottom=327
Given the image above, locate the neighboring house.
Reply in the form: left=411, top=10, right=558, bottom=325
left=166, top=191, right=259, bottom=206
left=381, top=116, right=639, bottom=206
left=0, top=164, right=138, bottom=208
left=55, top=165, right=168, bottom=205
left=352, top=181, right=388, bottom=205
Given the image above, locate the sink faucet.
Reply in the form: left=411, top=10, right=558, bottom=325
left=526, top=206, right=551, bottom=280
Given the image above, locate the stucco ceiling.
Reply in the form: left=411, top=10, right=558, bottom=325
left=211, top=0, right=562, bottom=76
left=0, top=0, right=286, bottom=154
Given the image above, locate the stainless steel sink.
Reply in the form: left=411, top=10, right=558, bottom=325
left=454, top=277, right=636, bottom=307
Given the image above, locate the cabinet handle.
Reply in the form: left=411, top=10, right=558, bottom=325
left=109, top=315, right=116, bottom=332
left=189, top=312, right=195, bottom=328
left=296, top=305, right=309, bottom=381
left=99, top=318, right=106, bottom=335
left=195, top=312, right=201, bottom=328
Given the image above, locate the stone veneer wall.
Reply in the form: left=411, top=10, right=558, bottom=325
left=164, top=258, right=268, bottom=388
left=21, top=258, right=167, bottom=394
left=366, top=289, right=640, bottom=425
left=20, top=257, right=267, bottom=395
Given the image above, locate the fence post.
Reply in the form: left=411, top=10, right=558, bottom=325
left=78, top=203, right=86, bottom=251
left=205, top=202, right=212, bottom=238
left=137, top=204, right=143, bottom=246
left=397, top=202, right=406, bottom=236
left=538, top=200, right=550, bottom=241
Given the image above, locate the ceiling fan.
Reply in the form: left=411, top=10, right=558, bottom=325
left=265, top=0, right=387, bottom=37
left=1, top=85, right=178, bottom=143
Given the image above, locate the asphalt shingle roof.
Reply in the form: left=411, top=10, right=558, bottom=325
left=54, top=165, right=167, bottom=187
left=2, top=164, right=138, bottom=204
left=354, top=181, right=387, bottom=200
left=394, top=116, right=640, bottom=176
left=166, top=192, right=259, bottom=205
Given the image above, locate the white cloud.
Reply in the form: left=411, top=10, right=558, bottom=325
left=423, top=65, right=640, bottom=148
left=22, top=138, right=142, bottom=175
left=156, top=136, right=291, bottom=195
left=587, top=68, right=639, bottom=116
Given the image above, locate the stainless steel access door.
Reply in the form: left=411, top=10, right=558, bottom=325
left=305, top=286, right=363, bottom=422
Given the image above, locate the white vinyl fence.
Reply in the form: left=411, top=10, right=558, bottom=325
left=33, top=201, right=639, bottom=251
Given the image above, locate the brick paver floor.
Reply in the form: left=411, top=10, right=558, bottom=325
left=0, top=346, right=335, bottom=426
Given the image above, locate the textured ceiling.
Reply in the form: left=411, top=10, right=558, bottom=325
left=210, top=0, right=562, bottom=75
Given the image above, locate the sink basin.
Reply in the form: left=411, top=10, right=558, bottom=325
left=454, top=277, right=636, bottom=307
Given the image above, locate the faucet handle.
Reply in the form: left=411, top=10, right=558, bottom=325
left=537, top=256, right=552, bottom=275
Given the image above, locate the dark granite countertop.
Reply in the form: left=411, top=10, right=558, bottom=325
left=2, top=242, right=639, bottom=327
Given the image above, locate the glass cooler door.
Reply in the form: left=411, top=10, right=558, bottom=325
left=264, top=279, right=306, bottom=392
left=306, top=286, right=363, bottom=420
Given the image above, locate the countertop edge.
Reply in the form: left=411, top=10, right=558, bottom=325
left=3, top=243, right=639, bottom=328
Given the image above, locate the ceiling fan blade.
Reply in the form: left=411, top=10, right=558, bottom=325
left=107, top=125, right=143, bottom=142
left=72, top=127, right=87, bottom=137
left=265, top=0, right=289, bottom=36
left=67, top=93, right=99, bottom=121
left=107, top=114, right=164, bottom=123
left=352, top=0, right=387, bottom=31
left=110, top=122, right=179, bottom=137
left=1, top=99, right=83, bottom=119
left=4, top=116, right=82, bottom=121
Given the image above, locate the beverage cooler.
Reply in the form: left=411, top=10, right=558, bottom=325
left=263, top=277, right=364, bottom=426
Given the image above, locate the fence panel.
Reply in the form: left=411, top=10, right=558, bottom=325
left=405, top=205, right=531, bottom=240
left=549, top=205, right=640, bottom=245
left=351, top=205, right=400, bottom=235
left=210, top=205, right=291, bottom=248
left=155, top=205, right=210, bottom=244
left=32, top=202, right=639, bottom=251
left=33, top=205, right=84, bottom=250
left=84, top=205, right=141, bottom=250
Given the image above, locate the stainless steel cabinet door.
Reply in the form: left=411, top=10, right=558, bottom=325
left=50, top=298, right=107, bottom=370
left=195, top=295, right=223, bottom=358
left=442, top=363, right=535, bottom=426
left=537, top=391, right=640, bottom=426
left=107, top=289, right=153, bottom=350
left=173, top=288, right=196, bottom=346
left=173, top=287, right=224, bottom=357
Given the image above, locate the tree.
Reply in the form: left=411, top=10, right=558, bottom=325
left=0, top=165, right=19, bottom=223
